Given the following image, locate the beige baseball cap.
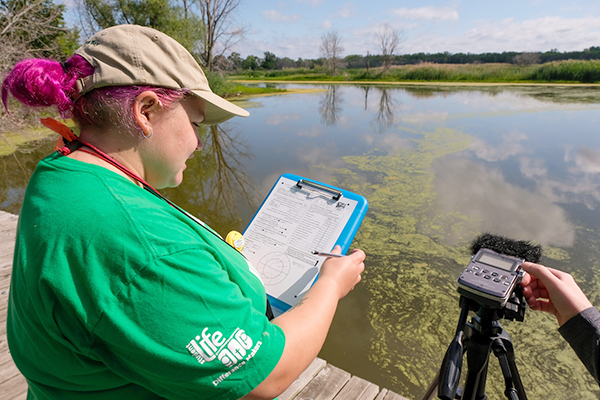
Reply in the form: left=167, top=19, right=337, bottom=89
left=74, top=24, right=249, bottom=125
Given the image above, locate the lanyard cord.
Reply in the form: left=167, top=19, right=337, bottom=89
left=58, top=134, right=224, bottom=241
left=45, top=118, right=275, bottom=320
left=77, top=142, right=165, bottom=199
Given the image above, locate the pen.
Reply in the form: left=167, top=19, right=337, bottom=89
left=311, top=250, right=346, bottom=258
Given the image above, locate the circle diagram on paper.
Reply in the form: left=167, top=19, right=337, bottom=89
left=257, top=252, right=291, bottom=286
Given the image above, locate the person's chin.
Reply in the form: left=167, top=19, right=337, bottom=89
left=171, top=170, right=185, bottom=187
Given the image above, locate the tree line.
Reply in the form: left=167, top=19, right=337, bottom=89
left=2, top=0, right=600, bottom=76
left=226, top=46, right=600, bottom=73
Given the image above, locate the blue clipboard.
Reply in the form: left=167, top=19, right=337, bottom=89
left=241, top=173, right=368, bottom=315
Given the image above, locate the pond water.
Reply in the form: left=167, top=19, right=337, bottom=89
left=2, top=83, right=600, bottom=400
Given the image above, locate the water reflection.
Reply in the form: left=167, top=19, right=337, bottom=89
left=163, top=124, right=256, bottom=236
left=0, top=123, right=255, bottom=237
left=3, top=84, right=600, bottom=400
left=431, top=156, right=575, bottom=246
left=0, top=138, right=54, bottom=214
left=364, top=86, right=401, bottom=133
left=319, top=85, right=343, bottom=126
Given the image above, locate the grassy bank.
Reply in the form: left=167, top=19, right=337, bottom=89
left=231, top=59, right=600, bottom=84
left=207, top=71, right=286, bottom=97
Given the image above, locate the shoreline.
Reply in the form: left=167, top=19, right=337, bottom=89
left=232, top=79, right=600, bottom=87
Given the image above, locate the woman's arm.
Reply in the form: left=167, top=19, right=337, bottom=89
left=243, top=247, right=365, bottom=400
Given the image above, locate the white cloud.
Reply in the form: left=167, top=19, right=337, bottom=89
left=469, top=132, right=528, bottom=162
left=433, top=158, right=575, bottom=247
left=266, top=113, right=303, bottom=125
left=393, top=6, right=459, bottom=22
left=463, top=16, right=600, bottom=51
left=519, top=158, right=548, bottom=179
left=296, top=126, right=324, bottom=137
left=339, top=2, right=356, bottom=18
left=574, top=148, right=600, bottom=174
left=321, top=19, right=333, bottom=29
left=518, top=147, right=600, bottom=212
left=295, top=0, right=326, bottom=7
left=262, top=10, right=301, bottom=22
left=362, top=132, right=413, bottom=153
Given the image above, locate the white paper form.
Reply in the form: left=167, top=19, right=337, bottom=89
left=242, top=176, right=358, bottom=307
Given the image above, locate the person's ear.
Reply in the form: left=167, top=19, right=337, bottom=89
left=133, top=91, right=162, bottom=133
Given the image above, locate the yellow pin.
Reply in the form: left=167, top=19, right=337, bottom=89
left=226, top=231, right=245, bottom=252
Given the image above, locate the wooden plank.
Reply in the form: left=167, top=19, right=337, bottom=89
left=10, top=392, right=27, bottom=400
left=374, top=388, right=389, bottom=400
left=334, top=375, right=380, bottom=400
left=0, top=358, right=22, bottom=382
left=0, top=344, right=15, bottom=366
left=292, top=363, right=351, bottom=400
left=1, top=373, right=27, bottom=400
left=374, top=388, right=412, bottom=400
left=279, top=357, right=327, bottom=400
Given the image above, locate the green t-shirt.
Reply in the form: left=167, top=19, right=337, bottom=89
left=8, top=153, right=285, bottom=400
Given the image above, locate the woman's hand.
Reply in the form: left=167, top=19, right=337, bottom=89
left=520, top=262, right=593, bottom=326
left=317, top=246, right=365, bottom=299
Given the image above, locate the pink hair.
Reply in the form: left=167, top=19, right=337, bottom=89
left=2, top=54, right=190, bottom=132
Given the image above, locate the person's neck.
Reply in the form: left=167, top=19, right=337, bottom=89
left=70, top=129, right=145, bottom=187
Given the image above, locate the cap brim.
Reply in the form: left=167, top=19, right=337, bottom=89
left=191, top=89, right=249, bottom=125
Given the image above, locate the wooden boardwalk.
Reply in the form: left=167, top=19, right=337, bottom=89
left=0, top=210, right=408, bottom=400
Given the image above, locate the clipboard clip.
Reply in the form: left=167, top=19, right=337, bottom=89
left=296, top=179, right=342, bottom=200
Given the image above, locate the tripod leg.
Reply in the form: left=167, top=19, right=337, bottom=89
left=491, top=337, right=527, bottom=400
left=461, top=332, right=492, bottom=400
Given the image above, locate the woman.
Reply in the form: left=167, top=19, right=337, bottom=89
left=3, top=24, right=365, bottom=400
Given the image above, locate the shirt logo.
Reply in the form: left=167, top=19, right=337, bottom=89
left=186, top=327, right=253, bottom=368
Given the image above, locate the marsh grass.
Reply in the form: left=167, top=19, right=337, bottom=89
left=234, top=60, right=600, bottom=83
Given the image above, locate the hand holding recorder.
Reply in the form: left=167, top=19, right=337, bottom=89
left=520, top=262, right=593, bottom=326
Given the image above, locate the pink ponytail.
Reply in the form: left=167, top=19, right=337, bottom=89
left=3, top=54, right=188, bottom=134
left=2, top=55, right=94, bottom=119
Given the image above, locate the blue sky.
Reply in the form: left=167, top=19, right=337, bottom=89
left=62, top=0, right=600, bottom=60
left=230, top=0, right=600, bottom=59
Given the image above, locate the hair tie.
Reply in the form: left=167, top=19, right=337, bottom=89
left=60, top=61, right=69, bottom=74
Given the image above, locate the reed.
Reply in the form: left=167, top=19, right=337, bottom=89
left=233, top=60, right=600, bottom=83
left=525, top=60, right=600, bottom=83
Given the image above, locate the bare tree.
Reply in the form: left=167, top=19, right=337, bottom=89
left=513, top=52, right=541, bottom=66
left=198, top=0, right=247, bottom=71
left=320, top=30, right=344, bottom=75
left=375, top=23, right=404, bottom=71
left=0, top=0, right=70, bottom=71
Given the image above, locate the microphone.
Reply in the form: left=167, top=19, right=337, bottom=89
left=470, top=233, right=542, bottom=262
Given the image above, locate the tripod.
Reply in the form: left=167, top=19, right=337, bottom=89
left=423, top=295, right=527, bottom=400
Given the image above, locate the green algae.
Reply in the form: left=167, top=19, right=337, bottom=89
left=320, top=126, right=600, bottom=399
